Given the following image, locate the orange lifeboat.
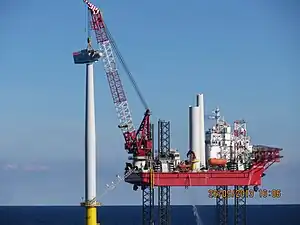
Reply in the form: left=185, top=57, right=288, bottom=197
left=208, top=158, right=227, bottom=166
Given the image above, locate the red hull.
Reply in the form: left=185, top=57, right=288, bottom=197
left=125, top=165, right=265, bottom=186
left=125, top=145, right=282, bottom=187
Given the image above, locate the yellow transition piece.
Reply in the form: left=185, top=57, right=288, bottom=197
left=86, top=206, right=99, bottom=225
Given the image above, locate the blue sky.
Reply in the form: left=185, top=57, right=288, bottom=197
left=0, top=0, right=298, bottom=205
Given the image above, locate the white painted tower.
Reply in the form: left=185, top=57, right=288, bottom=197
left=189, top=94, right=206, bottom=170
left=85, top=63, right=97, bottom=205
left=73, top=46, right=101, bottom=225
left=197, top=94, right=206, bottom=168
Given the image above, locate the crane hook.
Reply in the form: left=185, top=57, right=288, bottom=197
left=87, top=37, right=92, bottom=50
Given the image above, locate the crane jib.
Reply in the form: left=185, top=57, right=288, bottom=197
left=84, top=0, right=152, bottom=157
left=89, top=10, right=136, bottom=136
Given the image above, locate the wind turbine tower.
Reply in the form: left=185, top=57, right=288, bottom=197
left=72, top=19, right=102, bottom=225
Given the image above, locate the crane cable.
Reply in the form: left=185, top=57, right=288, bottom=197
left=103, top=23, right=149, bottom=110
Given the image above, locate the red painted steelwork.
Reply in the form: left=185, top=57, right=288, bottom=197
left=126, top=166, right=264, bottom=186
left=84, top=0, right=153, bottom=157
left=125, top=147, right=282, bottom=187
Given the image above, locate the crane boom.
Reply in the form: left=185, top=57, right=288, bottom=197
left=84, top=0, right=134, bottom=132
left=83, top=0, right=152, bottom=157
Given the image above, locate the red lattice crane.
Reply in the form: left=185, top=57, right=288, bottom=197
left=83, top=0, right=152, bottom=157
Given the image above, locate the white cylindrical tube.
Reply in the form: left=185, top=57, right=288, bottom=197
left=197, top=94, right=206, bottom=168
left=196, top=94, right=200, bottom=107
left=189, top=106, right=201, bottom=170
left=85, top=63, right=97, bottom=202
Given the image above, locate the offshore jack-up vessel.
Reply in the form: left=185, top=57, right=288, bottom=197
left=75, top=0, right=282, bottom=192
left=73, top=0, right=282, bottom=224
left=125, top=94, right=282, bottom=188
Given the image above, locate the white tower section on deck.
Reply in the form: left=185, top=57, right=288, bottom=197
left=189, top=94, right=206, bottom=170
left=85, top=63, right=97, bottom=202
left=197, top=94, right=206, bottom=168
left=189, top=106, right=200, bottom=170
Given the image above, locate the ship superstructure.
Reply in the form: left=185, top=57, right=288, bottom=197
left=205, top=108, right=253, bottom=171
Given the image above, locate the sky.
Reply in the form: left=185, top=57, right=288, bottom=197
left=0, top=0, right=299, bottom=205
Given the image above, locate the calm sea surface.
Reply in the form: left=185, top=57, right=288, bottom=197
left=0, top=205, right=298, bottom=225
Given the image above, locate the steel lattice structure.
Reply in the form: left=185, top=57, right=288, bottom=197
left=142, top=124, right=155, bottom=225
left=234, top=186, right=247, bottom=225
left=158, top=120, right=171, bottom=225
left=216, top=186, right=228, bottom=225
left=142, top=185, right=155, bottom=225
left=84, top=0, right=152, bottom=157
left=85, top=0, right=134, bottom=133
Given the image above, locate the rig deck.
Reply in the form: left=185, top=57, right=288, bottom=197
left=125, top=147, right=282, bottom=187
left=126, top=167, right=263, bottom=186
